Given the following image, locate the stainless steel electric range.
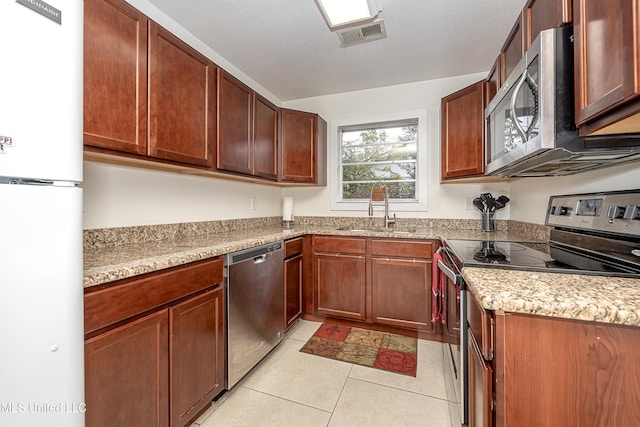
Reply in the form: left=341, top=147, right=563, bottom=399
left=438, top=190, right=640, bottom=426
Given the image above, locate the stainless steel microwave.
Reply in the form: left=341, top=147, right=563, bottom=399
left=485, top=26, right=640, bottom=177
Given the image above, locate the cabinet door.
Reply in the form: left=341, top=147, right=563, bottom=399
left=284, top=253, right=303, bottom=329
left=486, top=55, right=501, bottom=105
left=468, top=330, right=493, bottom=427
left=83, top=0, right=148, bottom=155
left=254, top=94, right=279, bottom=180
left=314, top=253, right=366, bottom=320
left=371, top=257, right=432, bottom=331
left=495, top=313, right=640, bottom=426
left=573, top=0, right=640, bottom=126
left=85, top=310, right=169, bottom=427
left=149, top=24, right=215, bottom=168
left=441, top=80, right=486, bottom=179
left=523, top=0, right=571, bottom=49
left=501, top=15, right=524, bottom=84
left=280, top=109, right=318, bottom=183
left=170, top=288, right=225, bottom=427
left=217, top=69, right=253, bottom=175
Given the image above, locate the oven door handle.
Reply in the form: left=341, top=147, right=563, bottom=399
left=437, top=258, right=462, bottom=286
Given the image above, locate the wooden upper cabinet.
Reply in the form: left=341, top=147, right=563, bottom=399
left=253, top=94, right=279, bottom=180
left=83, top=0, right=148, bottom=155
left=149, top=24, right=215, bottom=168
left=500, top=14, right=524, bottom=86
left=573, top=0, right=640, bottom=134
left=523, top=0, right=572, bottom=49
left=216, top=70, right=279, bottom=179
left=441, top=80, right=486, bottom=180
left=485, top=55, right=501, bottom=107
left=280, top=109, right=327, bottom=184
left=216, top=69, right=253, bottom=175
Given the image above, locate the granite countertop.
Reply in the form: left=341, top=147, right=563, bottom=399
left=463, top=267, right=640, bottom=327
left=84, top=221, right=640, bottom=327
left=83, top=225, right=533, bottom=288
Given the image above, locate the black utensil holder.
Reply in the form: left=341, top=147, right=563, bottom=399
left=481, top=212, right=495, bottom=232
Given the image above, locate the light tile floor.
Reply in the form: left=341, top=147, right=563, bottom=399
left=191, top=320, right=462, bottom=427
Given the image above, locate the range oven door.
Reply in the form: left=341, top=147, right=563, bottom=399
left=437, top=248, right=468, bottom=425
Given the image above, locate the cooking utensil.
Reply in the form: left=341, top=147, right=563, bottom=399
left=493, top=195, right=510, bottom=211
left=473, top=197, right=485, bottom=212
left=496, top=195, right=510, bottom=205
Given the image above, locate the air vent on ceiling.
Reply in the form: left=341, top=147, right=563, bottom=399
left=336, top=20, right=386, bottom=48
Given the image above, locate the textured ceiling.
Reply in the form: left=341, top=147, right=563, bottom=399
left=148, top=0, right=525, bottom=101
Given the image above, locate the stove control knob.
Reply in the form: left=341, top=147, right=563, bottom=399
left=551, top=205, right=568, bottom=215
left=623, top=205, right=639, bottom=220
left=607, top=205, right=626, bottom=219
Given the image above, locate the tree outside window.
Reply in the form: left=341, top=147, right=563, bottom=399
left=340, top=119, right=418, bottom=201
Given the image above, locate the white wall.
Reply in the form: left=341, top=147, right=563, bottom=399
left=282, top=74, right=511, bottom=220
left=508, top=162, right=640, bottom=224
left=83, top=162, right=282, bottom=229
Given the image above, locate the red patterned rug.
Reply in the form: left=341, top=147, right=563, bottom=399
left=300, top=323, right=417, bottom=376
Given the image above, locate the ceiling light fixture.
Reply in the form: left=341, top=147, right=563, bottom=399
left=314, top=0, right=382, bottom=31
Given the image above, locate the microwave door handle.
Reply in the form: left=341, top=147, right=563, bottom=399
left=510, top=71, right=528, bottom=143
left=524, top=73, right=539, bottom=139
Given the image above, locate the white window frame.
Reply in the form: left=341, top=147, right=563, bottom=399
left=330, top=109, right=428, bottom=212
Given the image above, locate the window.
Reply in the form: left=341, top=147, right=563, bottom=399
left=330, top=110, right=427, bottom=211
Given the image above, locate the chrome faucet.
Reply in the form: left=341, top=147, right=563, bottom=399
left=369, top=183, right=396, bottom=228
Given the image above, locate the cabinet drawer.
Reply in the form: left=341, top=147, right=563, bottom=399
left=467, top=292, right=493, bottom=360
left=285, top=237, right=304, bottom=258
left=313, top=236, right=365, bottom=255
left=85, top=257, right=223, bottom=334
left=371, top=239, right=433, bottom=259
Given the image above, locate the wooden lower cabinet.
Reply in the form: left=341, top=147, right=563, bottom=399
left=467, top=286, right=640, bottom=427
left=371, top=257, right=432, bottom=331
left=314, top=253, right=367, bottom=321
left=85, top=310, right=169, bottom=427
left=312, top=236, right=437, bottom=332
left=468, top=329, right=493, bottom=427
left=284, top=238, right=304, bottom=329
left=493, top=312, right=640, bottom=427
left=84, top=258, right=225, bottom=427
left=170, top=288, right=225, bottom=427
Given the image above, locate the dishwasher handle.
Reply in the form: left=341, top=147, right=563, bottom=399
left=226, top=241, right=284, bottom=265
left=253, top=254, right=268, bottom=264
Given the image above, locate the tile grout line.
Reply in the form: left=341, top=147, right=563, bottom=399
left=346, top=376, right=456, bottom=405
left=238, top=385, right=334, bottom=416
left=324, top=363, right=355, bottom=426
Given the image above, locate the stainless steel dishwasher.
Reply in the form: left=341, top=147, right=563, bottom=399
left=225, top=241, right=284, bottom=388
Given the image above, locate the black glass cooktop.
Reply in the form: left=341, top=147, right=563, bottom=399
left=445, top=239, right=639, bottom=277
left=445, top=239, right=573, bottom=271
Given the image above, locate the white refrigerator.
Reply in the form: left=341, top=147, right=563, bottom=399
left=0, top=1, right=85, bottom=426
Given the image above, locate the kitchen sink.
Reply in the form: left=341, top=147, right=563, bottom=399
left=336, top=226, right=417, bottom=234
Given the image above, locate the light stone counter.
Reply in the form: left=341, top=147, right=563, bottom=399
left=83, top=222, right=539, bottom=288
left=84, top=217, right=640, bottom=327
left=463, top=267, right=640, bottom=327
